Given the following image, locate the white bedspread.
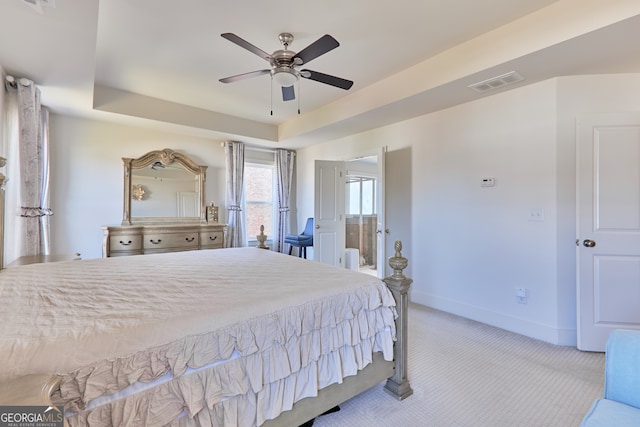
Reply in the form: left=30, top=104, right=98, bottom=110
left=0, top=248, right=397, bottom=426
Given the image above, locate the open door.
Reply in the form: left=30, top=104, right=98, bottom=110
left=577, top=113, right=640, bottom=351
left=314, top=161, right=345, bottom=266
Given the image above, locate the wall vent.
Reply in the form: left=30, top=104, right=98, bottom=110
left=22, top=0, right=54, bottom=5
left=468, top=71, right=524, bottom=93
left=22, top=0, right=55, bottom=13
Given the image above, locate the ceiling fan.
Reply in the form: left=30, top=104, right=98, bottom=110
left=219, top=32, right=354, bottom=104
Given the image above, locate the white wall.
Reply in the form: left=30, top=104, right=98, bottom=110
left=295, top=74, right=640, bottom=346
left=48, top=115, right=226, bottom=259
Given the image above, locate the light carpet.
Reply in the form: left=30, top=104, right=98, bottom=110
left=312, top=304, right=605, bottom=427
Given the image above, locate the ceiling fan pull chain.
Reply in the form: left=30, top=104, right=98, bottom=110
left=297, top=79, right=301, bottom=115
left=270, top=75, right=274, bottom=116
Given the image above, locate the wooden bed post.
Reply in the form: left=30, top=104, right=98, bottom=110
left=383, top=240, right=413, bottom=400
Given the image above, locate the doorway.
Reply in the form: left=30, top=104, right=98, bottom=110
left=345, top=156, right=380, bottom=277
left=345, top=174, right=377, bottom=276
left=314, top=148, right=386, bottom=277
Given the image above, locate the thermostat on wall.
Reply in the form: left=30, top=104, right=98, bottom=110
left=481, top=177, right=496, bottom=187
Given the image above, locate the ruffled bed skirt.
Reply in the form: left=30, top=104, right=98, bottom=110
left=66, top=330, right=394, bottom=427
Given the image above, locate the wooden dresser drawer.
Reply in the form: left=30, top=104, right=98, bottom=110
left=144, top=232, right=200, bottom=251
left=103, top=224, right=226, bottom=257
left=200, top=230, right=224, bottom=249
left=109, top=235, right=143, bottom=252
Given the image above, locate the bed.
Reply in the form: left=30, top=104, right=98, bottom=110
left=0, top=244, right=412, bottom=426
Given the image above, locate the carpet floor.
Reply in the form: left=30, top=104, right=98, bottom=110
left=312, top=304, right=605, bottom=427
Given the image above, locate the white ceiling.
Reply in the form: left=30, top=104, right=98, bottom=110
left=1, top=0, right=640, bottom=149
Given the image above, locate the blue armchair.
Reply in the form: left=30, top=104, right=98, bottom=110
left=285, top=218, right=314, bottom=258
left=581, top=329, right=640, bottom=426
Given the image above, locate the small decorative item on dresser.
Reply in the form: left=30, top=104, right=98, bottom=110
left=256, top=225, right=268, bottom=249
left=207, top=202, right=219, bottom=223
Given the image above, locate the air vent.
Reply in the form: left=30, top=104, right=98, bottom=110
left=468, top=71, right=524, bottom=93
left=22, top=0, right=54, bottom=5
left=22, top=0, right=55, bottom=13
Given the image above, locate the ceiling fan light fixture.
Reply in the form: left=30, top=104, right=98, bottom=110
left=272, top=67, right=298, bottom=87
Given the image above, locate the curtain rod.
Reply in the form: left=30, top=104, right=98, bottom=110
left=246, top=146, right=276, bottom=154
left=220, top=142, right=276, bottom=154
left=5, top=75, right=35, bottom=91
left=4, top=75, right=17, bottom=90
left=246, top=146, right=296, bottom=155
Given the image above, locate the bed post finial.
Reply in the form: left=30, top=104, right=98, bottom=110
left=383, top=240, right=413, bottom=400
left=388, top=240, right=408, bottom=279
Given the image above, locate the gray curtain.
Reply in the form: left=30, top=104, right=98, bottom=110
left=4, top=76, right=52, bottom=263
left=224, top=141, right=246, bottom=247
left=274, top=149, right=295, bottom=253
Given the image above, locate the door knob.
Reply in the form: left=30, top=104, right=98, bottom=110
left=583, top=239, right=596, bottom=248
left=315, top=224, right=320, bottom=229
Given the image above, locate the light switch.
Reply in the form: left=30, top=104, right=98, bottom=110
left=528, top=209, right=544, bottom=222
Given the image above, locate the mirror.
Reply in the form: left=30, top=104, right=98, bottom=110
left=122, top=148, right=207, bottom=225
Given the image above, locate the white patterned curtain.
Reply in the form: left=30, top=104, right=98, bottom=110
left=274, top=149, right=295, bottom=253
left=4, top=76, right=52, bottom=264
left=224, top=141, right=246, bottom=247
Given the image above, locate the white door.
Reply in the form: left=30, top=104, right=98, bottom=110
left=376, top=147, right=387, bottom=278
left=314, top=161, right=345, bottom=266
left=577, top=113, right=640, bottom=351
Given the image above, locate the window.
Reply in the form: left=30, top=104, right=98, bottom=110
left=346, top=176, right=376, bottom=215
left=244, top=163, right=275, bottom=241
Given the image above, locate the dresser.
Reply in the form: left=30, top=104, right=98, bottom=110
left=102, top=223, right=226, bottom=257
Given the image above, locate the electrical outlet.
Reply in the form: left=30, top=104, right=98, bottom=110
left=516, top=287, right=528, bottom=304
left=481, top=177, right=496, bottom=187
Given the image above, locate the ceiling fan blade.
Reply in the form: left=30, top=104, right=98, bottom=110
left=282, top=85, right=295, bottom=102
left=219, top=69, right=270, bottom=83
left=221, top=33, right=272, bottom=62
left=293, top=34, right=339, bottom=65
left=301, top=69, right=354, bottom=90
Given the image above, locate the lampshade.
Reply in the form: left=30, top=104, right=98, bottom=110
left=273, top=68, right=298, bottom=87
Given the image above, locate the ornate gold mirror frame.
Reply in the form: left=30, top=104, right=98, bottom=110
left=122, top=148, right=207, bottom=225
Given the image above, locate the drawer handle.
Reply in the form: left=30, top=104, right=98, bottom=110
left=149, top=239, right=162, bottom=245
left=119, top=240, right=132, bottom=246
left=209, top=236, right=218, bottom=241
left=185, top=237, right=195, bottom=242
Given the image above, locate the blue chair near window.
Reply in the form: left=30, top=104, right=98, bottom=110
left=285, top=218, right=314, bottom=258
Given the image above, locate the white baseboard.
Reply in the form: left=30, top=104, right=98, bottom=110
left=411, top=290, right=577, bottom=347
